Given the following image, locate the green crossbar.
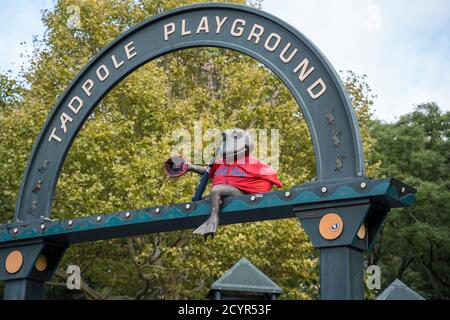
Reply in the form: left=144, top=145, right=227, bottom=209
left=0, top=178, right=415, bottom=245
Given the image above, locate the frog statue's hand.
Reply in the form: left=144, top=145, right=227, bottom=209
left=163, top=155, right=189, bottom=178
left=164, top=155, right=208, bottom=178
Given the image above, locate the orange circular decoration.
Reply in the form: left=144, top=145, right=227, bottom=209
left=319, top=213, right=344, bottom=240
left=5, top=250, right=23, bottom=274
left=357, top=224, right=366, bottom=240
left=35, top=254, right=47, bottom=272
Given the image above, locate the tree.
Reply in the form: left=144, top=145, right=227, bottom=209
left=369, top=103, right=450, bottom=299
left=0, top=73, right=23, bottom=111
left=0, top=0, right=377, bottom=299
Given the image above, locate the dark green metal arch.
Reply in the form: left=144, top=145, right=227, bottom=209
left=14, top=3, right=365, bottom=222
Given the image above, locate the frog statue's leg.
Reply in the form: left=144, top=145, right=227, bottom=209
left=193, top=184, right=244, bottom=240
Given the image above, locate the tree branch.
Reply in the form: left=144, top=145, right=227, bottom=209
left=54, top=267, right=106, bottom=300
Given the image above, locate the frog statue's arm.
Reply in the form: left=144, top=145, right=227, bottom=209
left=186, top=163, right=207, bottom=175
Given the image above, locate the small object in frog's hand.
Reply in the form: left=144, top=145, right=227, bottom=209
left=164, top=155, right=189, bottom=177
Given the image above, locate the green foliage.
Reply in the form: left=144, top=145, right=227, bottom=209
left=0, top=73, right=23, bottom=110
left=1, top=0, right=377, bottom=299
left=370, top=103, right=450, bottom=299
left=341, top=70, right=380, bottom=178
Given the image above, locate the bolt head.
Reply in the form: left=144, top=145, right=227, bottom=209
left=96, top=216, right=102, bottom=222
left=68, top=220, right=73, bottom=226
left=321, top=186, right=327, bottom=193
left=155, top=208, right=160, bottom=214
left=330, top=223, right=340, bottom=232
left=40, top=224, right=45, bottom=230
left=13, top=228, right=18, bottom=234
left=360, top=182, right=367, bottom=189
left=285, top=191, right=291, bottom=198
left=250, top=195, right=256, bottom=201
left=185, top=204, right=191, bottom=210
left=125, top=212, right=131, bottom=218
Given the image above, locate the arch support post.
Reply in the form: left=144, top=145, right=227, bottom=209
left=296, top=198, right=390, bottom=300
left=0, top=239, right=67, bottom=300
left=4, top=278, right=46, bottom=300
left=319, top=246, right=364, bottom=300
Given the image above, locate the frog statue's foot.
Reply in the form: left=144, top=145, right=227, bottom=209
left=193, top=214, right=219, bottom=240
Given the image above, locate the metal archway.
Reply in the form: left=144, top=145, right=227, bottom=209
left=15, top=3, right=364, bottom=223
left=0, top=3, right=415, bottom=300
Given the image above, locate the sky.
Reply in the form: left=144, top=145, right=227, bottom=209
left=0, top=0, right=53, bottom=74
left=0, top=0, right=449, bottom=122
left=263, top=0, right=450, bottom=121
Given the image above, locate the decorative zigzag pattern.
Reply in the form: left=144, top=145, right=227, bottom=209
left=0, top=178, right=415, bottom=245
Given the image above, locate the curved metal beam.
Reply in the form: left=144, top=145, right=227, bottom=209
left=15, top=3, right=365, bottom=222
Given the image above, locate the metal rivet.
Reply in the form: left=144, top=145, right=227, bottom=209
left=330, top=223, right=340, bottom=232
left=360, top=182, right=367, bottom=189
left=13, top=228, right=18, bottom=234
left=155, top=208, right=160, bottom=214
left=125, top=212, right=131, bottom=218
left=401, top=187, right=406, bottom=193
left=285, top=191, right=291, bottom=198
left=40, top=224, right=45, bottom=230
left=185, top=204, right=191, bottom=210
left=321, top=187, right=327, bottom=193
left=68, top=220, right=73, bottom=226
left=96, top=216, right=102, bottom=222
left=250, top=195, right=256, bottom=201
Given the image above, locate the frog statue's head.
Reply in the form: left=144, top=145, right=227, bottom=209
left=218, top=128, right=254, bottom=163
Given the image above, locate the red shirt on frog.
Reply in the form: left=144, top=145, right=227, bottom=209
left=210, top=155, right=282, bottom=194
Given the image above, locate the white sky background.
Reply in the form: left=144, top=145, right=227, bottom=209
left=0, top=0, right=53, bottom=75
left=262, top=0, right=450, bottom=121
left=0, top=0, right=449, bottom=122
